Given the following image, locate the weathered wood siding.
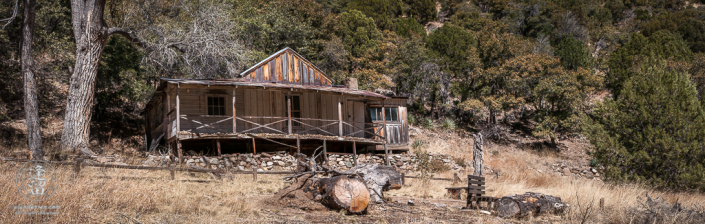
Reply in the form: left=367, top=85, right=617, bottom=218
left=169, top=88, right=235, bottom=134
left=242, top=49, right=333, bottom=86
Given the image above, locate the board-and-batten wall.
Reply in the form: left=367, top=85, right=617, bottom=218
left=242, top=49, right=333, bottom=86
left=158, top=85, right=349, bottom=135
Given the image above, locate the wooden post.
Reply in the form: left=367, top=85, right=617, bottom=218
left=323, top=140, right=328, bottom=165
left=216, top=140, right=222, bottom=157
left=176, top=88, right=180, bottom=135
left=252, top=138, right=256, bottom=154
left=352, top=141, right=357, bottom=166
left=338, top=100, right=343, bottom=136
left=381, top=101, right=390, bottom=166
left=287, top=96, right=292, bottom=135
left=296, top=137, right=300, bottom=155
left=163, top=91, right=170, bottom=137
left=252, top=165, right=258, bottom=181
left=74, top=158, right=83, bottom=177
left=233, top=89, right=237, bottom=133
left=177, top=140, right=183, bottom=164
left=170, top=164, right=175, bottom=180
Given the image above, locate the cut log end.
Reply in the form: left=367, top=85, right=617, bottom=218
left=319, top=175, right=370, bottom=213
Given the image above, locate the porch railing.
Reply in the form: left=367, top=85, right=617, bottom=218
left=177, top=115, right=388, bottom=141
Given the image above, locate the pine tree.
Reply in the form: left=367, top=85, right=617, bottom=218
left=584, top=60, right=705, bottom=191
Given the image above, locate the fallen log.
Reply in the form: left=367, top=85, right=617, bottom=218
left=497, top=192, right=568, bottom=218
left=348, top=163, right=403, bottom=203
left=316, top=175, right=370, bottom=213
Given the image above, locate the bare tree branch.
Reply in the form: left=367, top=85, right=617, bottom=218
left=0, top=0, right=20, bottom=29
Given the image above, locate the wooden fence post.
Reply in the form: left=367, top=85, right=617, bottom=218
left=352, top=141, right=357, bottom=166
left=170, top=164, right=176, bottom=180
left=287, top=96, right=292, bottom=135
left=74, top=158, right=83, bottom=177
left=252, top=165, right=258, bottom=181
left=216, top=140, right=222, bottom=157
left=252, top=137, right=257, bottom=154
left=323, top=140, right=328, bottom=166
left=296, top=137, right=300, bottom=155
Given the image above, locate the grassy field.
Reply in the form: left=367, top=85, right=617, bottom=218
left=1, top=128, right=704, bottom=223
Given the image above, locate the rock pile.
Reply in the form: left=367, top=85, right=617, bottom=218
left=141, top=151, right=466, bottom=173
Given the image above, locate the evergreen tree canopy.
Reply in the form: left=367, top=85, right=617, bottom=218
left=424, top=24, right=475, bottom=75
left=554, top=36, right=592, bottom=70
left=608, top=31, right=692, bottom=96
left=337, top=10, right=383, bottom=58
left=585, top=62, right=705, bottom=191
left=348, top=0, right=403, bottom=30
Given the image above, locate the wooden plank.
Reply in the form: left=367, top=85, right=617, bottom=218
left=216, top=140, right=222, bottom=156
left=176, top=88, right=180, bottom=135
left=468, top=190, right=486, bottom=195
left=468, top=175, right=485, bottom=181
left=352, top=141, right=357, bottom=166
left=263, top=63, right=270, bottom=81
left=467, top=185, right=485, bottom=190
left=467, top=180, right=485, bottom=185
left=276, top=57, right=282, bottom=83
left=338, top=100, right=343, bottom=136
left=382, top=101, right=389, bottom=166
left=288, top=95, right=292, bottom=134
left=233, top=89, right=237, bottom=133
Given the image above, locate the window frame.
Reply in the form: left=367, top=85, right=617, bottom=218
left=205, top=94, right=228, bottom=116
left=370, top=106, right=399, bottom=122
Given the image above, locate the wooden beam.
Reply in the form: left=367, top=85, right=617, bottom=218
left=381, top=101, right=390, bottom=166
left=323, top=140, right=328, bottom=165
left=233, top=89, right=237, bottom=133
left=176, top=88, right=180, bottom=135
left=216, top=140, right=222, bottom=157
left=177, top=141, right=183, bottom=164
left=338, top=100, right=343, bottom=136
left=296, top=137, right=300, bottom=155
left=352, top=141, right=357, bottom=166
left=252, top=138, right=257, bottom=154
left=287, top=95, right=292, bottom=134
left=246, top=134, right=297, bottom=149
left=164, top=91, right=170, bottom=137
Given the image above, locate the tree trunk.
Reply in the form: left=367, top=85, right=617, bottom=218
left=472, top=133, right=484, bottom=176
left=496, top=192, right=568, bottom=218
left=59, top=0, right=111, bottom=155
left=21, top=0, right=42, bottom=160
left=317, top=175, right=370, bottom=213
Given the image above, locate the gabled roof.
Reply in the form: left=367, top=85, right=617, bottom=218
left=238, top=47, right=334, bottom=86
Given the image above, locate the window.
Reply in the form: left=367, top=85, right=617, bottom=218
left=385, top=107, right=398, bottom=121
left=370, top=107, right=398, bottom=122
left=287, top=95, right=301, bottom=126
left=207, top=96, right=225, bottom=115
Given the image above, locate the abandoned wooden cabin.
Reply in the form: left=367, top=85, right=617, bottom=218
left=143, top=47, right=410, bottom=160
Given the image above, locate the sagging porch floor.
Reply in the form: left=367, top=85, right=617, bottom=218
left=177, top=132, right=386, bottom=144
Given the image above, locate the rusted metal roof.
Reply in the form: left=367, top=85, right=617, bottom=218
left=159, top=78, right=389, bottom=98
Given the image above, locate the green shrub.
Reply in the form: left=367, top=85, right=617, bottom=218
left=440, top=118, right=456, bottom=130
left=422, top=118, right=434, bottom=130
left=411, top=139, right=425, bottom=149
left=590, top=159, right=600, bottom=168
left=408, top=113, right=417, bottom=125
left=584, top=61, right=705, bottom=191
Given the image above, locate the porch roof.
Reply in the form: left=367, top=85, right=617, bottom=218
left=143, top=78, right=389, bottom=113
left=159, top=78, right=388, bottom=98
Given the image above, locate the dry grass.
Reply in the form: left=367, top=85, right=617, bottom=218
left=389, top=139, right=705, bottom=223
left=0, top=162, right=287, bottom=223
